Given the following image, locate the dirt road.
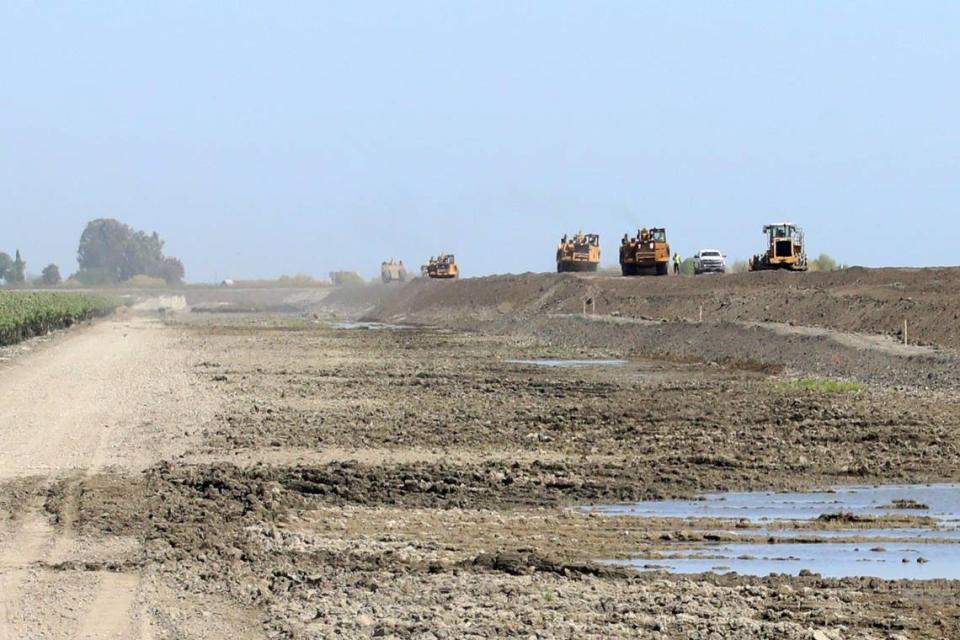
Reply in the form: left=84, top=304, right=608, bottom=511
left=0, top=316, right=215, bottom=479
left=0, top=316, right=246, bottom=639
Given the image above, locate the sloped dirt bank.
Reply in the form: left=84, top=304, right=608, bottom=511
left=367, top=268, right=960, bottom=349
left=363, top=270, right=960, bottom=389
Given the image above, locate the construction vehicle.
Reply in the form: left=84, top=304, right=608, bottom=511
left=556, top=231, right=601, bottom=273
left=422, top=254, right=459, bottom=279
left=749, top=223, right=808, bottom=271
left=619, top=227, right=670, bottom=276
left=380, top=259, right=408, bottom=284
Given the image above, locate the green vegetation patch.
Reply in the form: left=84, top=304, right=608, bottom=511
left=774, top=377, right=864, bottom=394
left=0, top=291, right=116, bottom=346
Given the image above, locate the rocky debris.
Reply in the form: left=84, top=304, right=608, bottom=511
left=880, top=499, right=930, bottom=510
left=469, top=550, right=626, bottom=578
left=817, top=513, right=875, bottom=524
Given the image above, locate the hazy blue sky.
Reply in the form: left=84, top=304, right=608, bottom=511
left=2, top=2, right=958, bottom=281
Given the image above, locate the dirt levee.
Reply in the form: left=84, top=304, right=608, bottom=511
left=360, top=268, right=960, bottom=389
left=319, top=282, right=408, bottom=316
left=368, top=268, right=960, bottom=349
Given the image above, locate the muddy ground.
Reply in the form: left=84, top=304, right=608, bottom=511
left=3, top=271, right=960, bottom=638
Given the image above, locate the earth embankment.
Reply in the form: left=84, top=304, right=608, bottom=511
left=367, top=268, right=960, bottom=348
left=362, top=269, right=960, bottom=389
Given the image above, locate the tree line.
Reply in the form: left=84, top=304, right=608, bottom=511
left=1, top=218, right=185, bottom=287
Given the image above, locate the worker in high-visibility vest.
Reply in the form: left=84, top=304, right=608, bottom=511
left=673, top=252, right=682, bottom=275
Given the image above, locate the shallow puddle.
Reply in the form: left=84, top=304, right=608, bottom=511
left=610, top=542, right=960, bottom=580
left=506, top=359, right=628, bottom=367
left=760, top=527, right=960, bottom=541
left=590, top=484, right=960, bottom=525
left=592, top=484, right=960, bottom=579
left=332, top=321, right=414, bottom=331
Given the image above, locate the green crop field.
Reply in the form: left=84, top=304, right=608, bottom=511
left=0, top=291, right=116, bottom=346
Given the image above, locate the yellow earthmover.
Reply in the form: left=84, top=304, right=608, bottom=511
left=380, top=259, right=408, bottom=284
left=556, top=231, right=601, bottom=273
left=422, top=254, right=459, bottom=279
left=749, top=223, right=808, bottom=271
left=619, top=227, right=670, bottom=276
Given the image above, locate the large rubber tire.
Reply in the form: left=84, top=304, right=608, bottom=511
left=656, top=263, right=669, bottom=276
left=620, top=263, right=636, bottom=277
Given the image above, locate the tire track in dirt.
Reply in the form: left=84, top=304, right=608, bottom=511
left=51, top=474, right=143, bottom=640
left=0, top=315, right=222, bottom=638
left=0, top=455, right=140, bottom=639
left=77, top=573, right=143, bottom=639
left=0, top=499, right=57, bottom=640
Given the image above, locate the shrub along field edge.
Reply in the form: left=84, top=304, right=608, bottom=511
left=0, top=291, right=117, bottom=347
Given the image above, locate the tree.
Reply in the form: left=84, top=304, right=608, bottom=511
left=11, top=250, right=26, bottom=284
left=809, top=253, right=841, bottom=272
left=0, top=252, right=11, bottom=282
left=78, top=218, right=130, bottom=280
left=41, top=264, right=62, bottom=285
left=329, top=271, right=365, bottom=286
left=76, top=218, right=185, bottom=284
left=157, top=257, right=185, bottom=285
left=72, top=267, right=117, bottom=286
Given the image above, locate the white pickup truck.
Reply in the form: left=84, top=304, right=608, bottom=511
left=693, top=249, right=726, bottom=275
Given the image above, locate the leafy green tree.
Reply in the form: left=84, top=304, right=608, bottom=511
left=680, top=257, right=696, bottom=275
left=0, top=252, right=11, bottom=282
left=329, top=271, right=364, bottom=286
left=158, top=257, right=185, bottom=285
left=809, top=253, right=842, bottom=272
left=77, top=218, right=185, bottom=284
left=11, top=250, right=26, bottom=284
left=71, top=267, right=117, bottom=286
left=41, top=264, right=62, bottom=285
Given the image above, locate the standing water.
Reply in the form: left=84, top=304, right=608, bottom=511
left=589, top=484, right=960, bottom=579
left=506, top=359, right=628, bottom=367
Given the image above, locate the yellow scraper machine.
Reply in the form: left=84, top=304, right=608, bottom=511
left=380, top=259, right=408, bottom=283
left=556, top=231, right=601, bottom=272
left=422, top=254, right=459, bottom=279
left=619, top=227, right=670, bottom=276
left=749, top=222, right=808, bottom=271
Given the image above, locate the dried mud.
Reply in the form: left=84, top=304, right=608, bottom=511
left=6, top=269, right=960, bottom=638
left=21, top=310, right=959, bottom=639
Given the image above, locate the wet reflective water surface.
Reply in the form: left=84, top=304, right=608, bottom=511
left=332, top=321, right=415, bottom=330
left=590, top=484, right=960, bottom=524
left=610, top=542, right=960, bottom=580
left=506, top=359, right=629, bottom=367
left=592, top=484, right=960, bottom=579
